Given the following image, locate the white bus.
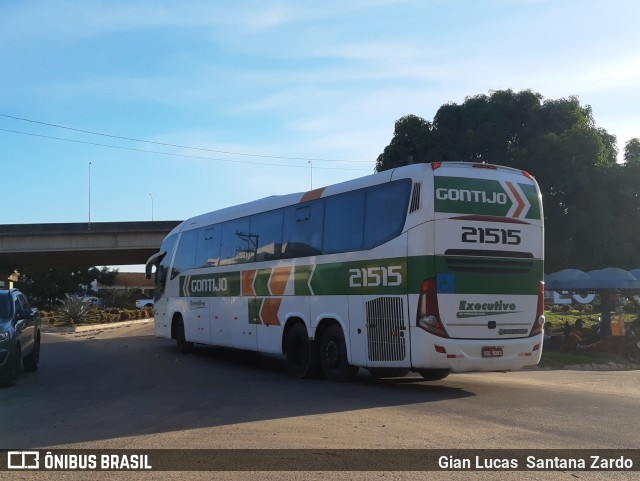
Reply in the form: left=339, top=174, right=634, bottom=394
left=146, top=162, right=545, bottom=381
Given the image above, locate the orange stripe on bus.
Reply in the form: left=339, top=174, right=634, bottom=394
left=300, top=187, right=326, bottom=203
left=260, top=298, right=282, bottom=326
left=269, top=266, right=292, bottom=296
left=505, top=181, right=525, bottom=218
left=242, top=270, right=257, bottom=296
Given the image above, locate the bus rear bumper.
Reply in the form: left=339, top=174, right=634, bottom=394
left=410, top=328, right=543, bottom=372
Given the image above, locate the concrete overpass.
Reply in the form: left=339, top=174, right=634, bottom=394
left=0, top=221, right=181, bottom=271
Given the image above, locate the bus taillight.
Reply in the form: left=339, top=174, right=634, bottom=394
left=417, top=278, right=449, bottom=338
left=529, top=281, right=546, bottom=337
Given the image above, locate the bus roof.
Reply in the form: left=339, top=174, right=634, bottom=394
left=168, top=162, right=536, bottom=236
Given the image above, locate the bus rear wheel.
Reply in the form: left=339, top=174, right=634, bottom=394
left=416, top=369, right=450, bottom=381
left=284, top=322, right=319, bottom=378
left=319, top=324, right=358, bottom=382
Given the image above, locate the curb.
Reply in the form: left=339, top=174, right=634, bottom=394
left=562, top=362, right=640, bottom=371
left=42, top=318, right=153, bottom=335
left=535, top=361, right=640, bottom=371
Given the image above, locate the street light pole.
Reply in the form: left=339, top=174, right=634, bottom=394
left=149, top=193, right=154, bottom=221
left=308, top=160, right=313, bottom=189
left=88, top=161, right=92, bottom=230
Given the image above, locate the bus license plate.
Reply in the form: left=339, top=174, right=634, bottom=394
left=482, top=346, right=503, bottom=358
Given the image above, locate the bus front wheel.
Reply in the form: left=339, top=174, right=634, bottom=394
left=319, top=324, right=357, bottom=382
left=174, top=317, right=193, bottom=353
left=284, top=322, right=319, bottom=378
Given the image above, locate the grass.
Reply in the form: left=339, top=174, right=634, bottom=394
left=540, top=308, right=637, bottom=368
left=539, top=350, right=629, bottom=369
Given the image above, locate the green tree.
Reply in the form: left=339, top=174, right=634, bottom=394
left=18, top=266, right=118, bottom=307
left=19, top=266, right=85, bottom=307
left=375, top=89, right=624, bottom=271
left=85, top=266, right=118, bottom=288
left=375, top=115, right=433, bottom=170
left=624, top=138, right=640, bottom=166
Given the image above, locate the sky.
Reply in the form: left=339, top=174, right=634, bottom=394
left=1, top=1, right=639, bottom=237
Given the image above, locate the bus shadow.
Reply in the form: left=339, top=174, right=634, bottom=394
left=1, top=331, right=474, bottom=449
left=194, top=343, right=466, bottom=395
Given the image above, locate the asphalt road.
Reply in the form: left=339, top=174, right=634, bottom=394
left=1, top=322, right=638, bottom=481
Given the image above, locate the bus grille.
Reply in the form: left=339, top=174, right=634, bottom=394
left=444, top=249, right=533, bottom=274
left=365, top=297, right=406, bottom=362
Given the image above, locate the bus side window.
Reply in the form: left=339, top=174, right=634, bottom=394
left=282, top=201, right=324, bottom=258
left=323, top=190, right=365, bottom=254
left=171, top=230, right=198, bottom=279
left=196, top=225, right=221, bottom=267
left=220, top=217, right=251, bottom=265
left=250, top=209, right=284, bottom=262
left=364, top=179, right=411, bottom=249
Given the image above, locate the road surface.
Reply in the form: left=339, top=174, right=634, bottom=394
left=1, top=322, right=637, bottom=480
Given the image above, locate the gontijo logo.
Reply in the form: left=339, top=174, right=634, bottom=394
left=435, top=188, right=508, bottom=205
left=434, top=176, right=535, bottom=219
left=180, top=273, right=232, bottom=297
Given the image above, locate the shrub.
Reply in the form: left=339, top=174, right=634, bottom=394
left=55, top=295, right=97, bottom=326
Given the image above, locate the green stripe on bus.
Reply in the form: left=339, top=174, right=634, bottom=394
left=248, top=298, right=263, bottom=324
left=254, top=268, right=272, bottom=296
left=434, top=256, right=543, bottom=295
left=307, top=258, right=409, bottom=296
left=519, top=183, right=541, bottom=220
left=178, top=255, right=541, bottom=298
left=294, top=265, right=314, bottom=296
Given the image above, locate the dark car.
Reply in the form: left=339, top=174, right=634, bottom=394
left=0, top=289, right=41, bottom=387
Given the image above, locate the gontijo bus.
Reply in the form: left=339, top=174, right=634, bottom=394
left=146, top=162, right=544, bottom=381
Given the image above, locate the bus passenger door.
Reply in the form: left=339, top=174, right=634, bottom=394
left=209, top=296, right=232, bottom=347
left=230, top=296, right=257, bottom=351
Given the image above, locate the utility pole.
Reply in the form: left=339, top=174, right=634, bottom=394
left=88, top=161, right=92, bottom=230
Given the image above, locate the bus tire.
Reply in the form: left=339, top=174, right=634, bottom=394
left=319, top=324, right=357, bottom=382
left=174, top=317, right=193, bottom=353
left=416, top=369, right=450, bottom=381
left=367, top=368, right=410, bottom=378
left=284, top=322, right=320, bottom=378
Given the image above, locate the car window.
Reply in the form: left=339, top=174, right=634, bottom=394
left=17, top=294, right=30, bottom=311
left=0, top=294, right=10, bottom=318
